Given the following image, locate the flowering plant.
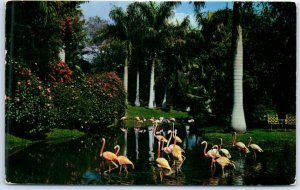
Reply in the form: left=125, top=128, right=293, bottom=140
left=6, top=61, right=56, bottom=139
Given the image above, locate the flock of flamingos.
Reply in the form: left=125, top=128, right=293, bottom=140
left=99, top=116, right=264, bottom=182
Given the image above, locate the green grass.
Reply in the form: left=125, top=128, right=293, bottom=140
left=6, top=134, right=33, bottom=148
left=6, top=128, right=85, bottom=151
left=126, top=105, right=188, bottom=119
left=122, top=105, right=189, bottom=128
left=202, top=127, right=296, bottom=149
left=46, top=128, right=85, bottom=141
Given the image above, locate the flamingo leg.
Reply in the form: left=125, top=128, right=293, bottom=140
left=111, top=160, right=119, bottom=171
left=177, top=155, right=186, bottom=172
left=119, top=165, right=123, bottom=175
left=105, top=160, right=119, bottom=174
left=103, top=163, right=111, bottom=175
left=160, top=168, right=163, bottom=182
left=124, top=166, right=129, bottom=175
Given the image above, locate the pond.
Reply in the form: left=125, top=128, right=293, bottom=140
left=5, top=124, right=296, bottom=185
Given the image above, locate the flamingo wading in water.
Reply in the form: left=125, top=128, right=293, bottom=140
left=114, top=145, right=135, bottom=175
left=156, top=140, right=173, bottom=182
left=99, top=138, right=118, bottom=174
left=201, top=141, right=220, bottom=169
left=232, top=132, right=250, bottom=157
left=247, top=137, right=263, bottom=160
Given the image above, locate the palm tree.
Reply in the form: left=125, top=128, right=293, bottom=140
left=231, top=2, right=246, bottom=132
left=138, top=2, right=179, bottom=108
left=109, top=6, right=135, bottom=104
left=162, top=17, right=190, bottom=109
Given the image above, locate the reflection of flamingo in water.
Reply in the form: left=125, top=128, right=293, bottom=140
left=134, top=128, right=139, bottom=160
left=120, top=128, right=128, bottom=156
left=148, top=126, right=155, bottom=161
left=114, top=145, right=135, bottom=175
left=156, top=140, right=172, bottom=182
left=247, top=137, right=263, bottom=160
left=232, top=132, right=250, bottom=157
left=99, top=138, right=118, bottom=174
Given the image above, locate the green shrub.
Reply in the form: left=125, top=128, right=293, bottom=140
left=52, top=72, right=126, bottom=132
left=6, top=62, right=56, bottom=140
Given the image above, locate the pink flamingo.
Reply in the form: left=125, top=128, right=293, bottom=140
left=99, top=138, right=118, bottom=174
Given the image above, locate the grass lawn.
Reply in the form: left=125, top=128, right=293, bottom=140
left=6, top=134, right=33, bottom=148
left=6, top=128, right=85, bottom=151
left=202, top=127, right=296, bottom=149
left=126, top=105, right=188, bottom=119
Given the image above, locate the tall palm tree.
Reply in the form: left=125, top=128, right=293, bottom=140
left=231, top=2, right=246, bottom=132
left=138, top=2, right=179, bottom=108
left=162, top=17, right=190, bottom=109
left=109, top=6, right=135, bottom=104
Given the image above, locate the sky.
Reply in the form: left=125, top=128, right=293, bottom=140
left=80, top=1, right=233, bottom=27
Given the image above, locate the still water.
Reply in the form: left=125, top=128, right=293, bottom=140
left=6, top=125, right=296, bottom=185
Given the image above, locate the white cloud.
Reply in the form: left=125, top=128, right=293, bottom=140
left=169, top=11, right=198, bottom=28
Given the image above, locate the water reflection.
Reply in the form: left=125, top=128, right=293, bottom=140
left=148, top=126, right=155, bottom=161
left=5, top=126, right=296, bottom=185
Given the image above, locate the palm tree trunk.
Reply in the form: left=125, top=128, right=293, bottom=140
left=124, top=56, right=128, bottom=104
left=162, top=85, right=167, bottom=109
left=134, top=67, right=140, bottom=107
left=231, top=25, right=246, bottom=132
left=124, top=43, right=131, bottom=105
left=148, top=58, right=155, bottom=109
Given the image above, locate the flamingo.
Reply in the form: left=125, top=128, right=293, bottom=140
left=153, top=121, right=167, bottom=143
left=135, top=116, right=145, bottom=126
left=120, top=114, right=128, bottom=121
left=171, top=130, right=185, bottom=172
left=99, top=138, right=118, bottom=174
left=162, top=130, right=185, bottom=162
left=114, top=145, right=135, bottom=175
left=247, top=137, right=263, bottom=160
left=201, top=141, right=221, bottom=169
left=214, top=156, right=236, bottom=176
left=232, top=132, right=250, bottom=157
left=120, top=114, right=128, bottom=128
left=162, top=130, right=173, bottom=160
left=156, top=140, right=173, bottom=182
left=218, top=138, right=231, bottom=158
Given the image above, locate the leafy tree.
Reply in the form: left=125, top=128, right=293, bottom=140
left=137, top=1, right=179, bottom=108
left=108, top=4, right=140, bottom=104
left=6, top=1, right=85, bottom=77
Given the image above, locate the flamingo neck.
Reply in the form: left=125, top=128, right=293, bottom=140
left=114, top=145, right=120, bottom=155
left=166, top=132, right=172, bottom=147
left=153, top=123, right=158, bottom=136
left=173, top=130, right=177, bottom=146
left=203, top=141, right=208, bottom=156
left=157, top=140, right=161, bottom=158
left=161, top=140, right=165, bottom=151
left=100, top=139, right=105, bottom=157
left=232, top=133, right=237, bottom=145
left=247, top=138, right=252, bottom=147
left=220, top=138, right=223, bottom=148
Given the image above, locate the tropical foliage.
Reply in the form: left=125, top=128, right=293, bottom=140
left=5, top=1, right=296, bottom=139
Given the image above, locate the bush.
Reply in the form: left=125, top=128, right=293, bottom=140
left=6, top=61, right=56, bottom=140
left=52, top=72, right=126, bottom=132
